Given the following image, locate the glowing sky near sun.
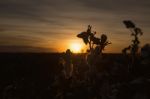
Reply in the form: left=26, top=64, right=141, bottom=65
left=0, top=0, right=150, bottom=53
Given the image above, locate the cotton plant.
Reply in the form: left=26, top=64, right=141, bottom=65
left=77, top=25, right=111, bottom=82
left=122, top=20, right=143, bottom=70
left=59, top=49, right=74, bottom=79
left=123, top=20, right=143, bottom=55
left=123, top=20, right=143, bottom=56
left=77, top=25, right=111, bottom=54
left=141, top=44, right=150, bottom=65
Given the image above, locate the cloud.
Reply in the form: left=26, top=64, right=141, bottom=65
left=0, top=45, right=55, bottom=52
left=0, top=0, right=150, bottom=52
left=75, top=0, right=150, bottom=13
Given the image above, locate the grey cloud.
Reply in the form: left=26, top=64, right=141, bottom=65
left=0, top=45, right=55, bottom=52
left=0, top=0, right=150, bottom=52
left=76, top=0, right=150, bottom=12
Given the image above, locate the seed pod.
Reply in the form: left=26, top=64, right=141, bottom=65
left=101, top=34, right=107, bottom=44
left=123, top=20, right=135, bottom=28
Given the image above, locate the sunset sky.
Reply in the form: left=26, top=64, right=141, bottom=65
left=0, top=0, right=150, bottom=53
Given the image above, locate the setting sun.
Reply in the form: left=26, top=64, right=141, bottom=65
left=70, top=43, right=82, bottom=53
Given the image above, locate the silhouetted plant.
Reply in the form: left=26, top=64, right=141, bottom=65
left=141, top=44, right=150, bottom=65
left=59, top=49, right=73, bottom=79
left=123, top=20, right=143, bottom=70
left=99, top=34, right=111, bottom=53
left=141, top=44, right=150, bottom=57
left=77, top=25, right=111, bottom=54
left=123, top=20, right=143, bottom=55
left=77, top=25, right=94, bottom=50
left=123, top=20, right=135, bottom=28
left=77, top=25, right=111, bottom=83
left=122, top=46, right=131, bottom=55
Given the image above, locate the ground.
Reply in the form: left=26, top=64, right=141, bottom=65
left=0, top=53, right=150, bottom=99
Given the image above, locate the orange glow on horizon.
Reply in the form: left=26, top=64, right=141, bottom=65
left=67, top=39, right=86, bottom=53
left=69, top=42, right=82, bottom=53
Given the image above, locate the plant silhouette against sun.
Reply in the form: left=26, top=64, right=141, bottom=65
left=77, top=25, right=111, bottom=83
left=77, top=25, right=111, bottom=54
